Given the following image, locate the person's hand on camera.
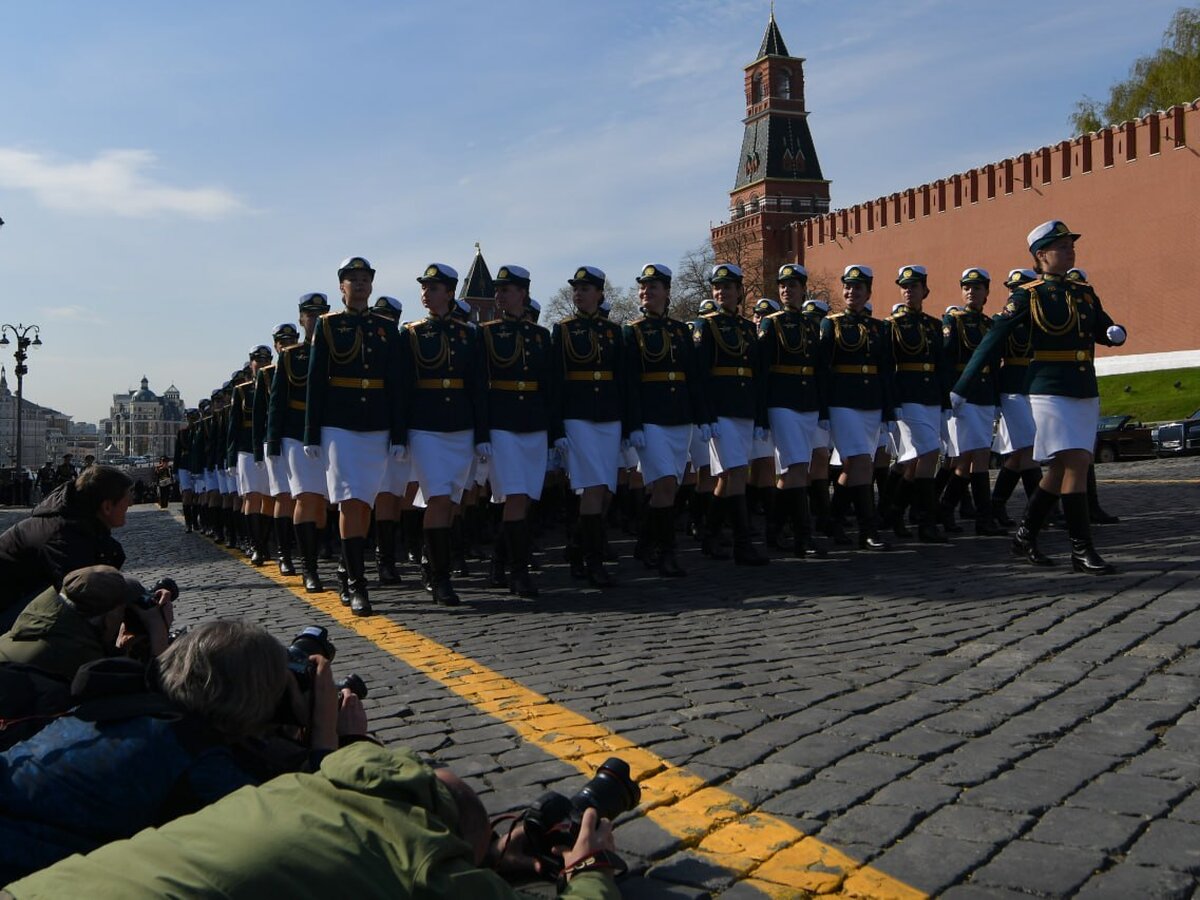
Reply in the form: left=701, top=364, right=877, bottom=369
left=307, top=655, right=340, bottom=752
left=336, top=688, right=369, bottom=737
left=126, top=591, right=173, bottom=657
left=559, top=808, right=616, bottom=880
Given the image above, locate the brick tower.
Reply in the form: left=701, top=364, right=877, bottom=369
left=711, top=10, right=830, bottom=305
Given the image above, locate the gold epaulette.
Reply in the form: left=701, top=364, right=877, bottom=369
left=1016, top=279, right=1044, bottom=292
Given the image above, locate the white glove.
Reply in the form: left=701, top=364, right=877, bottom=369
left=753, top=426, right=769, bottom=442
left=950, top=392, right=966, bottom=415
left=255, top=460, right=265, bottom=470
left=697, top=423, right=712, bottom=442
left=303, top=445, right=322, bottom=461
left=475, top=442, right=492, bottom=459
left=630, top=430, right=646, bottom=450
left=554, top=437, right=570, bottom=455
left=1106, top=325, right=1126, bottom=346
left=390, top=444, right=408, bottom=462
left=709, top=421, right=722, bottom=439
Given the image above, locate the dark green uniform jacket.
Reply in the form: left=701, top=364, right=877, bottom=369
left=886, top=306, right=948, bottom=408
left=758, top=308, right=826, bottom=416
left=624, top=312, right=704, bottom=430
left=477, top=316, right=557, bottom=436
left=6, top=742, right=620, bottom=900
left=266, top=342, right=311, bottom=456
left=398, top=315, right=486, bottom=444
left=225, top=378, right=256, bottom=467
left=692, top=309, right=764, bottom=425
left=304, top=308, right=403, bottom=446
left=172, top=427, right=189, bottom=476
left=819, top=310, right=895, bottom=417
left=943, top=307, right=997, bottom=406
left=551, top=312, right=625, bottom=438
left=186, top=421, right=206, bottom=475
left=955, top=274, right=1121, bottom=400
left=250, top=365, right=273, bottom=463
left=995, top=313, right=1033, bottom=395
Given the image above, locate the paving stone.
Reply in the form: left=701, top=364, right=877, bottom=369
left=759, top=779, right=875, bottom=821
left=971, top=839, right=1105, bottom=896
left=1073, top=862, right=1196, bottom=900
left=866, top=832, right=998, bottom=896
left=723, top=763, right=813, bottom=807
left=872, top=726, right=966, bottom=760
left=1068, top=772, right=1191, bottom=818
left=959, top=766, right=1092, bottom=814
left=816, top=804, right=921, bottom=851
left=646, top=851, right=739, bottom=892
left=1168, top=787, right=1200, bottom=823
left=613, top=815, right=686, bottom=861
left=917, top=804, right=1033, bottom=845
left=1125, top=818, right=1200, bottom=872
left=764, top=732, right=868, bottom=769
left=868, top=778, right=961, bottom=813
left=1026, top=806, right=1146, bottom=852
left=1121, top=748, right=1200, bottom=784
left=610, top=876, right=712, bottom=898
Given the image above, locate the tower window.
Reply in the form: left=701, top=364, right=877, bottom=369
left=779, top=69, right=791, bottom=99
left=751, top=72, right=763, bottom=104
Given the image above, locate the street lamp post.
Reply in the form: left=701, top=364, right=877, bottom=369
left=1, top=324, right=42, bottom=505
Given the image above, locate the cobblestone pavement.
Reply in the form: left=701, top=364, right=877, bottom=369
left=3, top=457, right=1198, bottom=897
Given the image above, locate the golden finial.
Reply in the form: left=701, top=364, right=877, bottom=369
left=474, top=241, right=481, bottom=254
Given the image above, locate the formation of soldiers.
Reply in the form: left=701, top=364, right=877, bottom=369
left=172, top=219, right=1128, bottom=617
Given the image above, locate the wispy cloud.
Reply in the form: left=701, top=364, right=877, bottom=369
left=0, top=148, right=246, bottom=219
left=44, top=305, right=105, bottom=324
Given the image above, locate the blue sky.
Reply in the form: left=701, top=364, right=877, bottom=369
left=0, top=0, right=1183, bottom=425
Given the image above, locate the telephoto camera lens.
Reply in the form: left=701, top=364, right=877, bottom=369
left=571, top=757, right=641, bottom=821
left=285, top=626, right=337, bottom=692
left=336, top=673, right=368, bottom=699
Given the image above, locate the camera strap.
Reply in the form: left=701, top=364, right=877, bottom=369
left=557, top=849, right=626, bottom=889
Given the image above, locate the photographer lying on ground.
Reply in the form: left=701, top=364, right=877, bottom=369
left=3, top=742, right=620, bottom=899
left=0, top=619, right=369, bottom=883
left=0, top=466, right=132, bottom=630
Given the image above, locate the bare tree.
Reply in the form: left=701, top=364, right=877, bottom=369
left=671, top=241, right=715, bottom=323
left=542, top=282, right=641, bottom=325
left=711, top=227, right=767, bottom=310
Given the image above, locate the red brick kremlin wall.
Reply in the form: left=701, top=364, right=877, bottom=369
left=801, top=101, right=1200, bottom=360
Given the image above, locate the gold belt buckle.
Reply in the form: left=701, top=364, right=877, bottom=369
left=517, top=381, right=526, bottom=390
left=360, top=378, right=369, bottom=389
left=592, top=371, right=601, bottom=381
left=1075, top=350, right=1087, bottom=361
left=442, top=378, right=451, bottom=388
left=923, top=363, right=932, bottom=371
left=861, top=365, right=870, bottom=374
left=736, top=367, right=745, bottom=376
left=668, top=371, right=676, bottom=381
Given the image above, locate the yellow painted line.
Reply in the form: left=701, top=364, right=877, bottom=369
left=189, top=516, right=925, bottom=899
left=1097, top=478, right=1200, bottom=484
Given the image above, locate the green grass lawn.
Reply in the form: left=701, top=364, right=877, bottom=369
left=1099, top=367, right=1200, bottom=423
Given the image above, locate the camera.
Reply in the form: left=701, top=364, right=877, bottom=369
left=285, top=626, right=367, bottom=699
left=132, top=576, right=180, bottom=611
left=522, top=757, right=640, bottom=874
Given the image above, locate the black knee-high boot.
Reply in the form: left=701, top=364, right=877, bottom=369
left=426, top=526, right=460, bottom=605
left=787, top=486, right=827, bottom=558
left=342, top=536, right=372, bottom=616
left=914, top=477, right=947, bottom=542
left=296, top=522, right=324, bottom=592
left=702, top=494, right=730, bottom=559
left=274, top=517, right=296, bottom=575
left=730, top=494, right=769, bottom=566
left=506, top=520, right=539, bottom=597
left=824, top=482, right=851, bottom=544
left=579, top=514, right=613, bottom=587
left=990, top=466, right=1021, bottom=526
left=1020, top=467, right=1042, bottom=498
left=654, top=505, right=686, bottom=577
left=375, top=519, right=401, bottom=584
left=971, top=472, right=1007, bottom=535
left=938, top=473, right=967, bottom=532
left=809, top=479, right=831, bottom=533
left=489, top=520, right=509, bottom=587
left=401, top=509, right=423, bottom=564
left=1062, top=492, right=1116, bottom=575
left=853, top=484, right=888, bottom=551
left=1012, top=487, right=1058, bottom=566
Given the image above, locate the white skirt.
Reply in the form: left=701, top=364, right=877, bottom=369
left=688, top=424, right=711, bottom=469
left=948, top=402, right=996, bottom=454
left=894, top=403, right=943, bottom=462
left=283, top=437, right=328, bottom=498
left=381, top=452, right=412, bottom=496
left=490, top=429, right=548, bottom=502
left=636, top=423, right=691, bottom=484
left=829, top=407, right=881, bottom=459
left=709, top=416, right=754, bottom=476
left=202, top=469, right=217, bottom=493
left=768, top=407, right=818, bottom=473
left=564, top=419, right=621, bottom=492
left=264, top=450, right=290, bottom=497
left=620, top=443, right=640, bottom=470
left=409, top=429, right=475, bottom=501
left=993, top=393, right=1036, bottom=455
left=1031, top=394, right=1099, bottom=462
left=219, top=468, right=236, bottom=495
left=322, top=427, right=388, bottom=503
left=751, top=432, right=775, bottom=461
left=178, top=470, right=194, bottom=493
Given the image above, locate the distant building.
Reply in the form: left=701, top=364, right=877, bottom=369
left=101, top=376, right=186, bottom=460
left=0, top=365, right=66, bottom=468
left=458, top=243, right=497, bottom=322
